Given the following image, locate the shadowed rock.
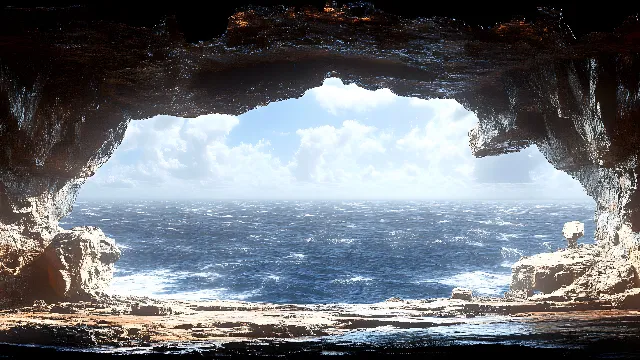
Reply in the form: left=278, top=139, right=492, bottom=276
left=451, top=288, right=473, bottom=301
left=0, top=3, right=639, bottom=304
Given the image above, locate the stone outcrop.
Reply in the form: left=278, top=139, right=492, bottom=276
left=508, top=243, right=639, bottom=301
left=0, top=3, right=639, bottom=304
left=451, top=288, right=473, bottom=301
left=563, top=221, right=585, bottom=248
left=41, top=227, right=120, bottom=301
left=0, top=227, right=119, bottom=305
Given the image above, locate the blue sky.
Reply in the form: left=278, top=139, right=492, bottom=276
left=77, top=78, right=592, bottom=201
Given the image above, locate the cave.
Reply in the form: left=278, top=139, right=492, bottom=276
left=1, top=1, right=640, bottom=356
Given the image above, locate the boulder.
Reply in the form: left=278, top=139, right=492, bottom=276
left=508, top=245, right=598, bottom=298
left=40, top=226, right=120, bottom=301
left=451, top=288, right=473, bottom=301
left=611, top=288, right=640, bottom=309
left=508, top=243, right=639, bottom=300
left=562, top=221, right=584, bottom=248
left=131, top=303, right=173, bottom=316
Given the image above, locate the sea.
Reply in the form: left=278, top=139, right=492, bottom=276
left=60, top=200, right=596, bottom=304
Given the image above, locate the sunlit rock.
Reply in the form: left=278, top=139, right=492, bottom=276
left=40, top=227, right=120, bottom=301
left=451, top=288, right=473, bottom=301
left=508, top=245, right=598, bottom=298
left=562, top=221, right=584, bottom=248
left=508, top=243, right=639, bottom=300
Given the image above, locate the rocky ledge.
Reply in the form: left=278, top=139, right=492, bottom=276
left=0, top=294, right=632, bottom=351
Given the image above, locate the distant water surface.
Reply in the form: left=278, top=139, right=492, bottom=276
left=61, top=200, right=596, bottom=304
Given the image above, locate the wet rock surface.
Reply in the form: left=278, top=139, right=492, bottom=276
left=0, top=295, right=636, bottom=357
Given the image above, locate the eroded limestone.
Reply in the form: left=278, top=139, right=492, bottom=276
left=0, top=3, right=639, bottom=305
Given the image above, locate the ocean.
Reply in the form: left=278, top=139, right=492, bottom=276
left=60, top=200, right=596, bottom=304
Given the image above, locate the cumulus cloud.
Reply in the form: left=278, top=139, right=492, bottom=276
left=80, top=80, right=591, bottom=201
left=85, top=114, right=290, bottom=198
left=289, top=120, right=388, bottom=184
left=306, top=78, right=397, bottom=115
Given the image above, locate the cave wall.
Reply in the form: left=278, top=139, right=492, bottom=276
left=0, top=3, right=639, bottom=303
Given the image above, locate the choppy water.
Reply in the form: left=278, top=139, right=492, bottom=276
left=61, top=200, right=596, bottom=304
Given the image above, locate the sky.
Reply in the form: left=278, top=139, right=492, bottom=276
left=77, top=78, right=592, bottom=201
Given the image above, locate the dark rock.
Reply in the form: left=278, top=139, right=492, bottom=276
left=50, top=304, right=78, bottom=314
left=131, top=303, right=173, bottom=316
left=173, top=323, right=194, bottom=330
left=451, top=288, right=473, bottom=301
left=0, top=3, right=639, bottom=304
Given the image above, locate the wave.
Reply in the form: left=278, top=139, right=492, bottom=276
left=332, top=276, right=373, bottom=284
left=265, top=274, right=281, bottom=282
left=436, top=271, right=511, bottom=296
left=108, top=269, right=176, bottom=297
left=498, top=233, right=521, bottom=241
left=108, top=269, right=243, bottom=301
left=500, top=246, right=523, bottom=259
left=329, top=238, right=355, bottom=244
left=476, top=218, right=524, bottom=227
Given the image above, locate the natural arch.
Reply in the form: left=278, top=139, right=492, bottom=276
left=0, top=3, right=639, bottom=305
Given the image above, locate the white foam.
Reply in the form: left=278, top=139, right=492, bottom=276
left=437, top=271, right=511, bottom=296
left=498, top=233, right=521, bottom=241
left=333, top=276, right=373, bottom=284
left=153, top=289, right=259, bottom=301
left=116, top=244, right=131, bottom=250
left=108, top=269, right=223, bottom=298
left=189, top=272, right=222, bottom=279
left=330, top=238, right=355, bottom=244
left=108, top=269, right=175, bottom=297
left=437, top=220, right=450, bottom=224
left=500, top=246, right=523, bottom=259
left=476, top=218, right=524, bottom=227
left=533, top=234, right=549, bottom=238
left=467, top=228, right=490, bottom=236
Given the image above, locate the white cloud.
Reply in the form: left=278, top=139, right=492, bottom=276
left=80, top=82, right=591, bottom=201
left=307, top=78, right=397, bottom=115
left=84, top=114, right=290, bottom=198
left=288, top=120, right=388, bottom=184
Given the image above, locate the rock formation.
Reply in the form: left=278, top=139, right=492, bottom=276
left=0, top=3, right=639, bottom=305
left=0, top=226, right=119, bottom=306
left=563, top=221, right=585, bottom=248
left=450, top=288, right=473, bottom=301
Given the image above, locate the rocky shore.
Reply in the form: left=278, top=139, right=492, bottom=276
left=0, top=293, right=639, bottom=356
left=2, top=2, right=640, bottom=358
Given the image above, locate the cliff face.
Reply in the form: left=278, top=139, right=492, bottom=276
left=0, top=4, right=639, bottom=304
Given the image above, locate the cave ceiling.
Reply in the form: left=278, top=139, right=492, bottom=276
left=0, top=1, right=638, bottom=231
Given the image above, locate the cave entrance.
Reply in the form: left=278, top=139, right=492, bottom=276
left=60, top=78, right=595, bottom=304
